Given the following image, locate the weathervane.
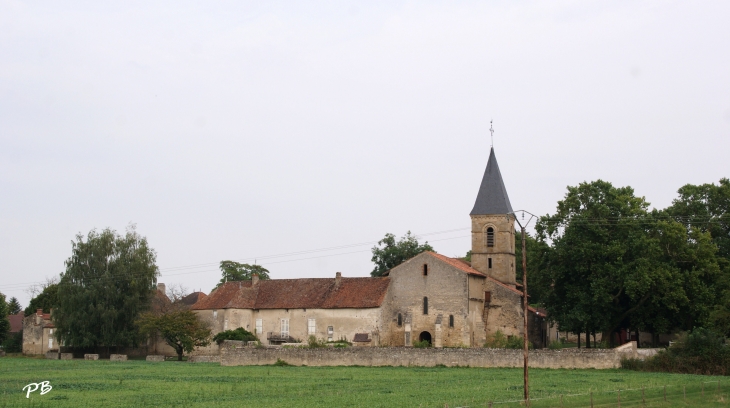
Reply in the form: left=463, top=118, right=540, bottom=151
left=490, top=120, right=494, bottom=148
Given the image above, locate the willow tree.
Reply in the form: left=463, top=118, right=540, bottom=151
left=54, top=226, right=159, bottom=350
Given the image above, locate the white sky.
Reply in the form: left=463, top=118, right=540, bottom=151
left=1, top=1, right=729, bottom=307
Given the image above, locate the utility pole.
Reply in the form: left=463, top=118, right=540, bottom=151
left=511, top=210, right=536, bottom=405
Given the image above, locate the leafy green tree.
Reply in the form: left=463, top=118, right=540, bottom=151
left=370, top=231, right=435, bottom=277
left=216, top=261, right=270, bottom=289
left=6, top=297, right=21, bottom=315
left=663, top=179, right=730, bottom=336
left=138, top=310, right=211, bottom=361
left=24, top=283, right=59, bottom=317
left=514, top=231, right=551, bottom=306
left=54, top=226, right=159, bottom=350
left=665, top=178, right=730, bottom=261
left=0, top=292, right=10, bottom=345
left=536, top=180, right=687, bottom=344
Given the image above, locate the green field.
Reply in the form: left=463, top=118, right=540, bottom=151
left=0, top=356, right=727, bottom=407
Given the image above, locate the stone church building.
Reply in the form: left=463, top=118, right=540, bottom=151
left=192, top=148, right=545, bottom=349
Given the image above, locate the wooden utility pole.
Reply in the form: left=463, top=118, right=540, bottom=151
left=512, top=210, right=535, bottom=405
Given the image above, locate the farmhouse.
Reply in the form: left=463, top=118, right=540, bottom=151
left=192, top=148, right=546, bottom=348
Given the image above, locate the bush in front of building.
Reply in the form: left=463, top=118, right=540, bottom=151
left=213, top=328, right=258, bottom=344
left=622, top=328, right=730, bottom=375
left=413, top=339, right=431, bottom=348
left=484, top=330, right=533, bottom=349
left=1, top=331, right=22, bottom=353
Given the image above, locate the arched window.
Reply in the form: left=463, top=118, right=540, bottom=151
left=397, top=313, right=403, bottom=327
left=423, top=297, right=428, bottom=315
left=486, top=227, right=495, bottom=247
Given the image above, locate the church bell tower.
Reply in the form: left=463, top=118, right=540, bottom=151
left=470, top=147, right=516, bottom=286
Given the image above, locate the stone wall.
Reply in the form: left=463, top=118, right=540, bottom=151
left=220, top=341, right=654, bottom=369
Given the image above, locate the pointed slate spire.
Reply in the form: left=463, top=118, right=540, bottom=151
left=470, top=148, right=513, bottom=215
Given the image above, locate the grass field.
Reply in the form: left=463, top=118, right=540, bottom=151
left=0, top=356, right=727, bottom=407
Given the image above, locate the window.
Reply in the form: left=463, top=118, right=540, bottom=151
left=485, top=291, right=492, bottom=303
left=449, top=315, right=454, bottom=328
left=488, top=258, right=492, bottom=269
left=486, top=227, right=495, bottom=247
left=423, top=297, right=428, bottom=315
left=213, top=310, right=218, bottom=319
left=422, top=264, right=428, bottom=276
left=280, top=319, right=289, bottom=337
left=255, top=319, right=263, bottom=335
left=224, top=319, right=228, bottom=330
left=397, top=313, right=403, bottom=327
left=308, top=318, right=316, bottom=335
left=327, top=326, right=334, bottom=342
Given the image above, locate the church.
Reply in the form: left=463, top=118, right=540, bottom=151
left=191, top=148, right=546, bottom=349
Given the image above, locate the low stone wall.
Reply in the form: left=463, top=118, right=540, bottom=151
left=146, top=355, right=165, bottom=362
left=220, top=341, right=651, bottom=369
left=60, top=353, right=73, bottom=360
left=45, top=351, right=59, bottom=360
left=84, top=354, right=99, bottom=360
left=189, top=355, right=220, bottom=363
left=110, top=354, right=128, bottom=361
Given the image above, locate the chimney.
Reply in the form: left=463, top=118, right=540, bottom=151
left=252, top=273, right=259, bottom=286
left=335, top=272, right=342, bottom=287
left=157, top=283, right=166, bottom=294
left=37, top=308, right=43, bottom=316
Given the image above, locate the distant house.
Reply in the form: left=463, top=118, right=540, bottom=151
left=8, top=313, right=23, bottom=334
left=22, top=309, right=56, bottom=355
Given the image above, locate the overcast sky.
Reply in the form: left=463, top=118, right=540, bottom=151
left=1, top=1, right=728, bottom=307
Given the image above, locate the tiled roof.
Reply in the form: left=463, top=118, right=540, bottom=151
left=8, top=314, right=23, bottom=333
left=426, top=252, right=526, bottom=298
left=180, top=291, right=207, bottom=306
left=191, top=277, right=390, bottom=311
left=427, top=252, right=486, bottom=277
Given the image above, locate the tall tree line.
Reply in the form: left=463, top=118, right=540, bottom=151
left=530, top=178, right=729, bottom=345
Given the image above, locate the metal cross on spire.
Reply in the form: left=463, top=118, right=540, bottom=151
left=490, top=120, right=494, bottom=148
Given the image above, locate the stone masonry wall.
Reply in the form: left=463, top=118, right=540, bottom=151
left=220, top=341, right=648, bottom=369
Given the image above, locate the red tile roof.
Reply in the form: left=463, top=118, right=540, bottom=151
left=191, top=277, right=390, bottom=311
left=426, top=252, right=526, bottom=298
left=427, top=252, right=487, bottom=277
left=8, top=314, right=23, bottom=333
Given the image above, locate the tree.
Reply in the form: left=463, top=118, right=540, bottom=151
left=536, top=180, right=723, bottom=346
left=216, top=261, right=270, bottom=289
left=6, top=297, right=21, bottom=315
left=662, top=179, right=730, bottom=336
left=54, top=226, right=159, bottom=350
left=24, top=281, right=59, bottom=317
left=0, top=292, right=10, bottom=345
left=370, top=232, right=435, bottom=277
left=514, top=231, right=551, bottom=306
left=138, top=310, right=211, bottom=361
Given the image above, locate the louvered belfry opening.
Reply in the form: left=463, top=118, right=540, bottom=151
left=486, top=227, right=495, bottom=247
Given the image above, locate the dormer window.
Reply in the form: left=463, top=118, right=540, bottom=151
left=486, top=227, right=495, bottom=247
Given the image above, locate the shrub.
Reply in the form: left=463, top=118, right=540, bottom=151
left=273, top=358, right=290, bottom=366
left=212, top=328, right=258, bottom=344
left=413, top=340, right=431, bottom=348
left=484, top=330, right=532, bottom=349
left=307, top=335, right=327, bottom=348
left=623, top=328, right=730, bottom=376
left=548, top=341, right=562, bottom=350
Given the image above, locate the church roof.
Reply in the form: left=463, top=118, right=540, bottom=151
left=190, top=277, right=390, bottom=310
left=470, top=147, right=513, bottom=215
